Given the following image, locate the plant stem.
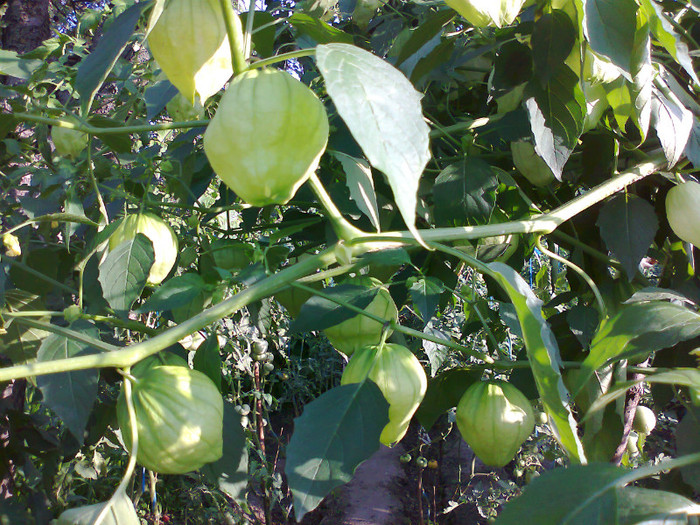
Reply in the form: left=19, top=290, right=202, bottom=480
left=247, top=49, right=317, bottom=70
left=306, top=173, right=365, bottom=241
left=0, top=249, right=338, bottom=382
left=219, top=0, right=248, bottom=75
left=13, top=112, right=210, bottom=135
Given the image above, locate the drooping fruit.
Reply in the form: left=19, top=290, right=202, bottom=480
left=632, top=405, right=656, bottom=435
left=117, top=365, right=223, bottom=474
left=511, top=141, right=556, bottom=187
left=323, top=276, right=398, bottom=356
left=52, top=126, right=88, bottom=159
left=444, top=0, right=526, bottom=28
left=108, top=213, right=179, bottom=286
left=341, top=343, right=427, bottom=445
left=147, top=0, right=232, bottom=104
left=666, top=181, right=700, bottom=246
left=203, top=68, right=329, bottom=207
left=455, top=380, right=535, bottom=467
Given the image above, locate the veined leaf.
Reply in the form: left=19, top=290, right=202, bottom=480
left=486, top=262, right=586, bottom=464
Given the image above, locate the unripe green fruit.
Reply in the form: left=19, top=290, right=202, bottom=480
left=632, top=405, right=656, bottom=435
left=444, top=0, right=526, bottom=28
left=455, top=380, right=535, bottom=467
left=56, top=494, right=139, bottom=525
left=204, top=68, right=329, bottom=207
left=626, top=433, right=640, bottom=456
left=117, top=366, right=223, bottom=474
left=52, top=126, right=88, bottom=159
left=399, top=453, right=412, bottom=463
left=416, top=456, right=428, bottom=468
left=666, top=182, right=700, bottom=246
left=690, top=387, right=700, bottom=406
left=63, top=305, right=82, bottom=323
left=166, top=92, right=204, bottom=121
left=108, top=213, right=178, bottom=286
left=2, top=233, right=21, bottom=257
left=148, top=0, right=231, bottom=104
left=511, top=141, right=556, bottom=187
left=324, top=277, right=399, bottom=356
left=341, top=343, right=427, bottom=445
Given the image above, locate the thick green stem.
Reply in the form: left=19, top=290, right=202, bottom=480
left=0, top=250, right=337, bottom=382
left=219, top=0, right=247, bottom=75
left=307, top=173, right=365, bottom=241
left=12, top=112, right=210, bottom=135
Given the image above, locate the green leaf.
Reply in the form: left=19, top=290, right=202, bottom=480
left=138, top=273, right=207, bottom=313
left=585, top=368, right=700, bottom=419
left=55, top=489, right=140, bottom=525
left=392, top=9, right=455, bottom=67
left=286, top=381, right=389, bottom=519
left=573, top=301, right=700, bottom=394
left=408, top=277, right=443, bottom=323
left=524, top=65, right=586, bottom=179
left=332, top=151, right=381, bottom=232
left=289, top=13, right=353, bottom=44
left=432, top=158, right=499, bottom=227
left=316, top=43, right=431, bottom=245
left=639, top=0, right=699, bottom=86
left=240, top=11, right=276, bottom=58
left=193, top=334, right=222, bottom=392
left=290, top=284, right=378, bottom=333
left=531, top=10, right=576, bottom=86
left=201, top=402, right=249, bottom=503
left=36, top=321, right=100, bottom=442
left=0, top=291, right=50, bottom=364
left=495, top=463, right=700, bottom=525
left=486, top=262, right=586, bottom=464
left=76, top=2, right=149, bottom=114
left=617, top=487, right=700, bottom=525
left=416, top=368, right=480, bottom=430
left=0, top=49, right=42, bottom=80
left=582, top=0, right=639, bottom=74
left=651, top=85, right=694, bottom=168
left=596, top=194, right=658, bottom=280
left=98, top=234, right=154, bottom=315
left=422, top=323, right=450, bottom=377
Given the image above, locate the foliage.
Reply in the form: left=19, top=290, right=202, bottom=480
left=0, top=0, right=699, bottom=523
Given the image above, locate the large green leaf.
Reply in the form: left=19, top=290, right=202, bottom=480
left=0, top=290, right=50, bottom=364
left=0, top=49, right=42, bottom=80
left=486, top=262, right=586, bottom=464
left=36, top=321, right=100, bottom=442
left=289, top=284, right=378, bottom=333
left=201, top=403, right=249, bottom=503
left=596, top=194, right=658, bottom=280
left=289, top=13, right=353, bottom=44
left=496, top=463, right=700, bottom=525
left=76, top=2, right=149, bottom=114
left=332, top=151, right=380, bottom=232
left=408, top=276, right=443, bottom=324
left=316, top=43, right=431, bottom=244
left=531, top=10, right=576, bottom=86
left=56, top=489, right=140, bottom=525
left=524, top=65, right=586, bottom=179
left=138, top=273, right=207, bottom=313
left=193, top=334, right=222, bottom=392
left=285, top=381, right=389, bottom=519
left=572, top=301, right=700, bottom=394
left=651, top=84, right=694, bottom=168
left=582, top=0, right=639, bottom=74
left=98, top=234, right=154, bottom=315
left=639, top=0, right=699, bottom=86
left=432, top=158, right=498, bottom=227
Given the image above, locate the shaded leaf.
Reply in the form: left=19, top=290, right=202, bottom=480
left=422, top=323, right=450, bottom=377
left=582, top=0, right=639, bottom=74
left=202, top=402, right=249, bottom=503
left=286, top=382, right=389, bottom=519
left=290, top=285, right=378, bottom=333
left=651, top=85, right=693, bottom=168
left=289, top=13, right=353, bottom=44
left=333, top=151, right=380, bottom=232
left=36, top=321, right=100, bottom=442
left=0, top=49, right=42, bottom=80
left=409, top=277, right=443, bottom=323
left=0, top=291, right=50, bottom=364
left=138, top=273, right=207, bottom=313
left=596, top=194, right=658, bottom=280
left=416, top=369, right=480, bottom=430
left=432, top=158, right=498, bottom=227
left=76, top=2, right=148, bottom=114
left=524, top=65, right=586, bottom=179
left=531, top=11, right=576, bottom=86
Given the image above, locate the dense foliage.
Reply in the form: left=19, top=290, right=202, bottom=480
left=0, top=0, right=699, bottom=522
